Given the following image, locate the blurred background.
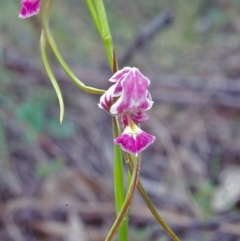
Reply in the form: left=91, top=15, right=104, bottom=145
left=1, top=0, right=240, bottom=241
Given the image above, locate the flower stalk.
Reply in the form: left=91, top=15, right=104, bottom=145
left=105, top=155, right=141, bottom=241
left=123, top=152, right=181, bottom=241
left=107, top=130, right=141, bottom=241
left=112, top=117, right=129, bottom=241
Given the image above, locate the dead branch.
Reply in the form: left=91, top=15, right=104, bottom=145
left=119, top=9, right=174, bottom=67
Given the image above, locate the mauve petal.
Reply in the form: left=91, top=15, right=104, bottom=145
left=109, top=67, right=132, bottom=83
left=121, top=111, right=149, bottom=125
left=98, top=84, right=116, bottom=112
left=110, top=68, right=153, bottom=115
left=112, top=80, right=123, bottom=97
left=114, top=125, right=155, bottom=156
left=19, top=0, right=40, bottom=18
left=131, top=110, right=149, bottom=123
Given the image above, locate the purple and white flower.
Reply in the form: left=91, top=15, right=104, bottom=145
left=99, top=67, right=155, bottom=156
left=19, top=0, right=40, bottom=18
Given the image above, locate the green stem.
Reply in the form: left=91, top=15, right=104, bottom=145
left=85, top=0, right=101, bottom=35
left=123, top=152, right=181, bottom=241
left=107, top=135, right=141, bottom=241
left=112, top=117, right=128, bottom=241
left=41, top=0, right=105, bottom=95
left=92, top=0, right=114, bottom=70
left=40, top=30, right=64, bottom=123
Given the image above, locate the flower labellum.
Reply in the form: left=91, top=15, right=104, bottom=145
left=115, top=118, right=155, bottom=156
left=19, top=0, right=40, bottom=18
left=99, top=67, right=155, bottom=156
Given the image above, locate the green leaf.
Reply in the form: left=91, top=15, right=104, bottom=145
left=40, top=31, right=65, bottom=123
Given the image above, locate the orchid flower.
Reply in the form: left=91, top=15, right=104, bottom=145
left=19, top=0, right=40, bottom=18
left=99, top=67, right=155, bottom=156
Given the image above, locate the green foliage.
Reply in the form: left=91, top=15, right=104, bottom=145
left=15, top=90, right=75, bottom=139
left=194, top=181, right=215, bottom=218
left=15, top=90, right=54, bottom=131
left=16, top=97, right=47, bottom=133
left=35, top=158, right=65, bottom=178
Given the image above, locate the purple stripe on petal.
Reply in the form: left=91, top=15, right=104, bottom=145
left=120, top=111, right=149, bottom=125
left=98, top=85, right=116, bottom=112
left=110, top=68, right=153, bottom=115
left=114, top=125, right=155, bottom=156
left=131, top=110, right=149, bottom=123
left=109, top=67, right=132, bottom=83
left=19, top=0, right=40, bottom=18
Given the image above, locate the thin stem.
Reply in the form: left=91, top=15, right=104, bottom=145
left=41, top=0, right=105, bottom=95
left=106, top=140, right=141, bottom=241
left=39, top=30, right=64, bottom=123
left=123, top=152, right=181, bottom=241
left=92, top=0, right=114, bottom=70
left=112, top=117, right=128, bottom=241
left=85, top=0, right=101, bottom=34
